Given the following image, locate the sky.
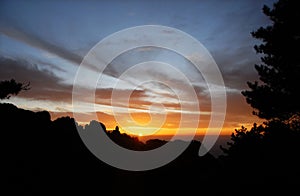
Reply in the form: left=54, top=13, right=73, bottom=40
left=0, top=0, right=276, bottom=137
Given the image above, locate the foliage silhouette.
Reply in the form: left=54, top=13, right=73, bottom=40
left=242, top=0, right=300, bottom=121
left=0, top=79, right=30, bottom=99
left=220, top=1, right=300, bottom=193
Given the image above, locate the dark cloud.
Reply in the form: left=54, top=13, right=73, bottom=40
left=212, top=45, right=260, bottom=91
left=0, top=57, right=72, bottom=102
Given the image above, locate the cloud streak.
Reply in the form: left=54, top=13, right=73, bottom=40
left=1, top=27, right=83, bottom=66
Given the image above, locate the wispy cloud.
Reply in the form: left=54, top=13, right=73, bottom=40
left=0, top=27, right=83, bottom=65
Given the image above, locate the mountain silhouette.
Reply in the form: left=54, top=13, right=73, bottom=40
left=1, top=103, right=221, bottom=195
left=2, top=103, right=299, bottom=195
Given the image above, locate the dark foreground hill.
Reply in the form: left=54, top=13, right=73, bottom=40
left=1, top=103, right=222, bottom=195
left=2, top=103, right=299, bottom=195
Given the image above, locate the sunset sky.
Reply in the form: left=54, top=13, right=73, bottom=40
left=0, top=0, right=276, bottom=137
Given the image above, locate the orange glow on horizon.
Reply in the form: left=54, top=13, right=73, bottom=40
left=50, top=110, right=262, bottom=138
left=48, top=90, right=263, bottom=138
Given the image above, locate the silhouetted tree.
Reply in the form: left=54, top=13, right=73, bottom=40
left=0, top=79, right=30, bottom=99
left=242, top=0, right=300, bottom=121
left=222, top=0, right=300, bottom=157
left=220, top=123, right=264, bottom=160
left=220, top=1, right=300, bottom=191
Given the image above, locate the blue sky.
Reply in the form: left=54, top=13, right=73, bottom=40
left=0, top=0, right=276, bottom=134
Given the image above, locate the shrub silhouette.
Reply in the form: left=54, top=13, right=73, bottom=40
left=0, top=79, right=30, bottom=99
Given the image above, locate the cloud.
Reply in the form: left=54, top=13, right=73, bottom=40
left=0, top=27, right=83, bottom=66
left=0, top=57, right=73, bottom=102
left=213, top=45, right=260, bottom=91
